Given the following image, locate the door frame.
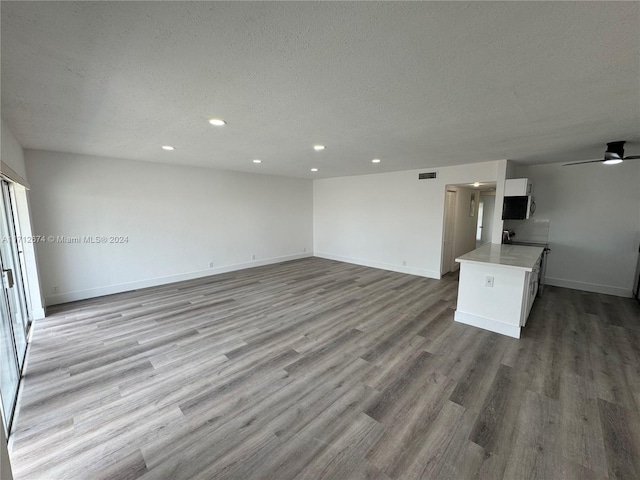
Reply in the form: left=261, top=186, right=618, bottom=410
left=0, top=178, right=31, bottom=436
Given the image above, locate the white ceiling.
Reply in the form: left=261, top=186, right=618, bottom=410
left=2, top=1, right=639, bottom=179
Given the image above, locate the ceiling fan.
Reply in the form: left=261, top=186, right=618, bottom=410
left=563, top=141, right=640, bottom=166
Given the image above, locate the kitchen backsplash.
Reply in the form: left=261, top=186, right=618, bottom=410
left=504, top=218, right=550, bottom=243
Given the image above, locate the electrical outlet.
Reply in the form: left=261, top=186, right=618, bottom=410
left=303, top=248, right=307, bottom=253
left=402, top=260, right=407, bottom=266
left=208, top=261, right=214, bottom=268
left=52, top=285, right=59, bottom=294
left=485, top=276, right=494, bottom=287
left=252, top=254, right=256, bottom=260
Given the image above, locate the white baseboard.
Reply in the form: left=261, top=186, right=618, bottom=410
left=30, top=306, right=46, bottom=320
left=44, top=253, right=313, bottom=306
left=545, top=277, right=632, bottom=298
left=313, top=252, right=441, bottom=279
left=454, top=310, right=521, bottom=339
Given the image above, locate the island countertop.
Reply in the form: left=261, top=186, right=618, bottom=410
left=455, top=243, right=544, bottom=272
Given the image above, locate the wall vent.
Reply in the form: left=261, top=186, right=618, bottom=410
left=418, top=172, right=437, bottom=180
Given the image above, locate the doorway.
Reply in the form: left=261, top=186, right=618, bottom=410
left=441, top=182, right=496, bottom=275
left=476, top=192, right=496, bottom=247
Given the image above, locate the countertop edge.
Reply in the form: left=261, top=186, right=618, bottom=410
left=455, top=244, right=544, bottom=271
left=455, top=257, right=534, bottom=272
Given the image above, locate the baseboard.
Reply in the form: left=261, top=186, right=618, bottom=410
left=454, top=310, right=521, bottom=339
left=30, top=306, right=46, bottom=320
left=545, top=277, right=632, bottom=298
left=314, top=252, right=440, bottom=279
left=44, top=253, right=313, bottom=306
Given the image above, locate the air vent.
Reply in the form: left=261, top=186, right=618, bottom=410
left=418, top=172, right=437, bottom=180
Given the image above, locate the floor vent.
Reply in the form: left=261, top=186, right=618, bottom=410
left=418, top=172, right=437, bottom=180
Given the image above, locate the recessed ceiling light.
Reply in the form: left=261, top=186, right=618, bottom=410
left=473, top=182, right=480, bottom=187
left=310, top=168, right=318, bottom=172
left=372, top=159, right=381, bottom=163
left=162, top=145, right=175, bottom=151
left=252, top=159, right=262, bottom=164
left=313, top=145, right=325, bottom=151
left=209, top=118, right=227, bottom=126
left=603, top=159, right=623, bottom=165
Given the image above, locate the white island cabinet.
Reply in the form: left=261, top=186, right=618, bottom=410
left=454, top=243, right=543, bottom=338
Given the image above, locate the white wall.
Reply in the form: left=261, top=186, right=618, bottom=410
left=1, top=120, right=26, bottom=181
left=492, top=160, right=508, bottom=242
left=25, top=150, right=313, bottom=305
left=28, top=149, right=637, bottom=302
left=313, top=160, right=505, bottom=279
left=514, top=161, right=640, bottom=297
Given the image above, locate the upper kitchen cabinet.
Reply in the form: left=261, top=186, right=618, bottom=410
left=504, top=178, right=532, bottom=197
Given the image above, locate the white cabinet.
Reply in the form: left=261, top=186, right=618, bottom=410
left=522, top=256, right=541, bottom=325
left=504, top=178, right=532, bottom=196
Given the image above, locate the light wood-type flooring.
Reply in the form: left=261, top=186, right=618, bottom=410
left=8, top=257, right=640, bottom=479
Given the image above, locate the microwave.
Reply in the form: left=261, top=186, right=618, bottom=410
left=502, top=196, right=534, bottom=220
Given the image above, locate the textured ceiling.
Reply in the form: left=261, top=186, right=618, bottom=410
left=2, top=1, right=639, bottom=178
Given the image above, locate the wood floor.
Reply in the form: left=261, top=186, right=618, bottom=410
left=8, top=257, right=640, bottom=479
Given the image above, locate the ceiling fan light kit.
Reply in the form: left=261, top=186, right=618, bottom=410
left=603, top=158, right=623, bottom=165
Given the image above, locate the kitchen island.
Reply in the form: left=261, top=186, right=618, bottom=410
left=455, top=243, right=544, bottom=338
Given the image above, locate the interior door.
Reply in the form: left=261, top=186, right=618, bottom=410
left=441, top=190, right=457, bottom=275
left=480, top=195, right=495, bottom=244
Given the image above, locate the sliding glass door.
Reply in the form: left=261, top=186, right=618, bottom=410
left=0, top=287, right=20, bottom=435
left=0, top=179, right=29, bottom=434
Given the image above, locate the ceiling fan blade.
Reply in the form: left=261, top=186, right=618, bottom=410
left=563, top=159, right=604, bottom=166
